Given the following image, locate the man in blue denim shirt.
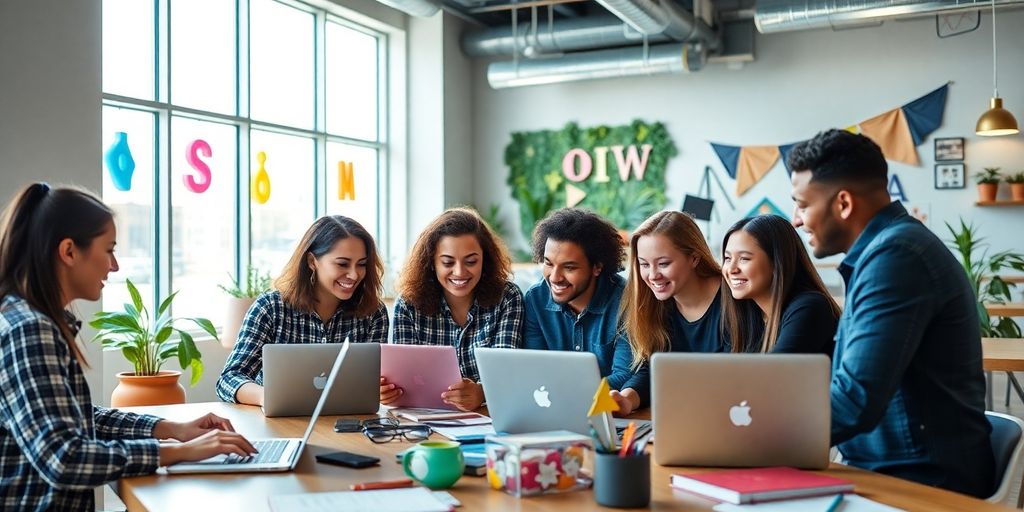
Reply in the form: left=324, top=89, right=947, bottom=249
left=523, top=208, right=636, bottom=390
left=789, top=129, right=993, bottom=498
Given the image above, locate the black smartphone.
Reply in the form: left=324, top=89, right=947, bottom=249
left=334, top=418, right=363, bottom=433
left=315, top=451, right=380, bottom=468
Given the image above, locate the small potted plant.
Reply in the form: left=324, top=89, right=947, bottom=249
left=90, top=279, right=217, bottom=407
left=218, top=265, right=272, bottom=349
left=1007, top=171, right=1024, bottom=201
left=975, top=167, right=1002, bottom=202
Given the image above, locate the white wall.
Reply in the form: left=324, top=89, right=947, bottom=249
left=470, top=12, right=1024, bottom=265
left=0, top=0, right=106, bottom=395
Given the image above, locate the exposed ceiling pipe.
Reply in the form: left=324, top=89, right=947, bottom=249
left=594, top=0, right=720, bottom=51
left=375, top=0, right=441, bottom=17
left=756, top=0, right=1024, bottom=33
left=462, top=15, right=673, bottom=57
left=488, top=42, right=706, bottom=88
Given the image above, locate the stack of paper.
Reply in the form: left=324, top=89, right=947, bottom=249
left=269, top=488, right=454, bottom=512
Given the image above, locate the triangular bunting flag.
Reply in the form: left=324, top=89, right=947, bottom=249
left=902, top=84, right=948, bottom=146
left=736, top=146, right=780, bottom=196
left=858, top=108, right=920, bottom=166
left=710, top=143, right=742, bottom=179
left=778, top=141, right=805, bottom=176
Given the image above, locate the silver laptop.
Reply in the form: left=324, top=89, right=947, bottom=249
left=262, top=342, right=380, bottom=417
left=476, top=348, right=601, bottom=435
left=652, top=353, right=830, bottom=469
left=166, top=340, right=351, bottom=474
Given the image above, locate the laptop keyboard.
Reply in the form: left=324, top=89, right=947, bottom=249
left=222, top=439, right=289, bottom=465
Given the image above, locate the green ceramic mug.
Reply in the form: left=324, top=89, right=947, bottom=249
left=402, top=440, right=465, bottom=489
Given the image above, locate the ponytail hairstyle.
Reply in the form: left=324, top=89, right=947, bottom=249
left=0, top=183, right=114, bottom=364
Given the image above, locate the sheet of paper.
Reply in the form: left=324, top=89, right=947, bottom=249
left=431, top=424, right=496, bottom=440
left=268, top=487, right=450, bottom=512
left=712, top=494, right=905, bottom=512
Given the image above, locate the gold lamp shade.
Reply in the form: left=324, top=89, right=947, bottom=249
left=976, top=97, right=1020, bottom=136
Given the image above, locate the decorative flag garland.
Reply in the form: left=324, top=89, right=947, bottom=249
left=710, top=84, right=948, bottom=196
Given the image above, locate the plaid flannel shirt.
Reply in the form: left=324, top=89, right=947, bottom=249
left=217, top=290, right=390, bottom=402
left=391, top=281, right=524, bottom=382
left=0, top=295, right=160, bottom=511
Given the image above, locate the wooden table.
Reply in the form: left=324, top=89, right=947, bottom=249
left=983, top=337, right=1024, bottom=411
left=116, top=402, right=1012, bottom=512
left=987, top=303, right=1024, bottom=318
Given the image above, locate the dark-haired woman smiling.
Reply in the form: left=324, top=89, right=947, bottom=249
left=721, top=214, right=840, bottom=356
left=0, top=183, right=255, bottom=510
left=385, top=208, right=524, bottom=411
left=217, top=215, right=388, bottom=406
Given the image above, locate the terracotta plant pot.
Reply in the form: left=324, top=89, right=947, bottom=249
left=111, top=370, right=186, bottom=407
left=1011, top=183, right=1024, bottom=202
left=978, top=183, right=999, bottom=202
left=222, top=296, right=256, bottom=349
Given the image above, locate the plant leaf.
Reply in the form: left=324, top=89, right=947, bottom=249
left=189, top=318, right=219, bottom=339
left=176, top=330, right=195, bottom=370
left=126, top=279, right=145, bottom=316
left=157, top=291, right=178, bottom=317
left=189, top=357, right=203, bottom=387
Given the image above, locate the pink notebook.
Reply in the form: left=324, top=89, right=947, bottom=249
left=380, top=345, right=462, bottom=410
left=670, top=467, right=854, bottom=504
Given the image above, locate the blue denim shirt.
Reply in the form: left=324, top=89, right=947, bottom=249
left=831, top=201, right=993, bottom=498
left=523, top=274, right=637, bottom=390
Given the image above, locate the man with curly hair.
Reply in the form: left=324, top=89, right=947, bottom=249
left=523, top=208, right=636, bottom=391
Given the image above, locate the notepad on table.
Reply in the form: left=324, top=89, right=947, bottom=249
left=711, top=494, right=904, bottom=511
left=670, top=466, right=854, bottom=504
left=390, top=407, right=487, bottom=422
left=268, top=487, right=453, bottom=512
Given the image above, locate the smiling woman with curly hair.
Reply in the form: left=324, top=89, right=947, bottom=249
left=384, top=207, right=524, bottom=411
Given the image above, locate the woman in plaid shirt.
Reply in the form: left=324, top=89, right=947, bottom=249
left=217, top=215, right=389, bottom=406
left=383, top=208, right=524, bottom=411
left=0, top=183, right=256, bottom=510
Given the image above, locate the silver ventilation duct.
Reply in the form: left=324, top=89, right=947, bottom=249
left=462, top=16, right=673, bottom=58
left=488, top=42, right=706, bottom=88
left=595, top=0, right=719, bottom=51
left=375, top=0, right=441, bottom=17
left=756, top=0, right=1024, bottom=33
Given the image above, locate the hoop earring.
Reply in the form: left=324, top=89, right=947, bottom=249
left=309, top=269, right=316, bottom=286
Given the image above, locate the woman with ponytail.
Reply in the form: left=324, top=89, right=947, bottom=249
left=0, top=183, right=256, bottom=509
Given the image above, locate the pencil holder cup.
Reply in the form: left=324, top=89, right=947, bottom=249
left=593, top=451, right=650, bottom=508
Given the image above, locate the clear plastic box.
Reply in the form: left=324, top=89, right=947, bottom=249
left=484, top=430, right=593, bottom=497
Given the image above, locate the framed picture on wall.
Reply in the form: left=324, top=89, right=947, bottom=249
left=934, top=137, right=965, bottom=161
left=935, top=163, right=966, bottom=189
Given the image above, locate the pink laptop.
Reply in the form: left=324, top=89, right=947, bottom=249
left=380, top=344, right=462, bottom=409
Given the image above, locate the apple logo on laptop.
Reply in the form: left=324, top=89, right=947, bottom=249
left=312, top=372, right=328, bottom=390
left=533, top=386, right=552, bottom=408
left=413, top=374, right=426, bottom=387
left=729, top=401, right=752, bottom=427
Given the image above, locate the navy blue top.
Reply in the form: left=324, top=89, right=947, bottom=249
left=831, top=201, right=993, bottom=498
left=523, top=274, right=638, bottom=390
left=622, top=291, right=728, bottom=405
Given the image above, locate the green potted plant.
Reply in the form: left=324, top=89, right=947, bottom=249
left=1006, top=171, right=1024, bottom=201
left=975, top=167, right=1002, bottom=202
left=946, top=219, right=1024, bottom=338
left=218, top=265, right=272, bottom=348
left=90, top=279, right=217, bottom=407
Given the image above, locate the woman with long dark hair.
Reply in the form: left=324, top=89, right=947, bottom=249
left=0, top=183, right=255, bottom=509
left=217, top=215, right=388, bottom=406
left=721, top=215, right=840, bottom=355
left=384, top=208, right=523, bottom=411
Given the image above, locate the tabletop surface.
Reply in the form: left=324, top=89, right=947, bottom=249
left=116, top=402, right=1013, bottom=512
left=983, top=337, right=1024, bottom=372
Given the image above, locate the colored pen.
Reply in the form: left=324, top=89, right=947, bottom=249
left=824, top=493, right=844, bottom=512
left=350, top=478, right=415, bottom=491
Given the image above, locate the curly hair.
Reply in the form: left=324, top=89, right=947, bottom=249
left=531, top=208, right=625, bottom=276
left=396, top=207, right=513, bottom=315
left=786, top=129, right=888, bottom=191
left=275, top=215, right=384, bottom=318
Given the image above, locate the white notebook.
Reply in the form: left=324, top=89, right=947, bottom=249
left=269, top=488, right=453, bottom=512
left=712, top=494, right=904, bottom=512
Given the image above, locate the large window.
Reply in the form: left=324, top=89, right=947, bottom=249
left=102, top=0, right=388, bottom=327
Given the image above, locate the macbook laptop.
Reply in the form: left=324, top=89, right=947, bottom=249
left=652, top=353, right=830, bottom=469
left=262, top=342, right=380, bottom=417
left=165, top=340, right=351, bottom=474
left=380, top=344, right=462, bottom=410
left=476, top=348, right=601, bottom=435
